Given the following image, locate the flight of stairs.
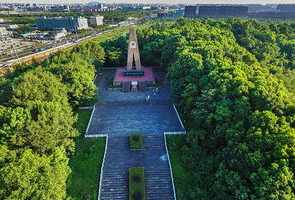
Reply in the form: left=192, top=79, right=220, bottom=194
left=144, top=135, right=174, bottom=200
left=99, top=134, right=174, bottom=200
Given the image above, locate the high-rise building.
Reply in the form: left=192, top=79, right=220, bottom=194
left=184, top=6, right=198, bottom=18
left=77, top=17, right=88, bottom=30
left=277, top=4, right=295, bottom=13
left=199, top=5, right=248, bottom=17
left=36, top=16, right=88, bottom=32
left=88, top=15, right=104, bottom=27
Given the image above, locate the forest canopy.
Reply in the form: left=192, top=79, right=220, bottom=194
left=0, top=38, right=105, bottom=199
left=132, top=19, right=294, bottom=200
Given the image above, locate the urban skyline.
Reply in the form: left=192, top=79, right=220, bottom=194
left=1, top=0, right=295, bottom=4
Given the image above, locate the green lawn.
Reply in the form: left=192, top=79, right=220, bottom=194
left=67, top=110, right=106, bottom=200
left=82, top=26, right=129, bottom=45
left=166, top=135, right=194, bottom=200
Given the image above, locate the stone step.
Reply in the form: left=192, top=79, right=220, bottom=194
left=99, top=134, right=175, bottom=200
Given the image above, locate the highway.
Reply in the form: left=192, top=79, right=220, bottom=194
left=0, top=29, right=112, bottom=68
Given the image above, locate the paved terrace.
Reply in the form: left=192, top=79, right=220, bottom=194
left=97, top=69, right=172, bottom=105
left=87, top=104, right=183, bottom=136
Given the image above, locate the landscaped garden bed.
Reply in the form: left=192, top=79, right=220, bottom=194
left=129, top=167, right=145, bottom=200
left=129, top=134, right=144, bottom=150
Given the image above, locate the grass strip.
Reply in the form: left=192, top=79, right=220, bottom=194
left=67, top=110, right=106, bottom=200
left=129, top=167, right=145, bottom=200
left=129, top=134, right=144, bottom=150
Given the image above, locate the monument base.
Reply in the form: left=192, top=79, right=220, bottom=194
left=123, top=70, right=145, bottom=77
left=113, top=67, right=155, bottom=92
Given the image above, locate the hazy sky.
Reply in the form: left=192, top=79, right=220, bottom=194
left=1, top=0, right=295, bottom=5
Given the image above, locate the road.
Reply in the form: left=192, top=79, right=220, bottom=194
left=0, top=26, right=122, bottom=68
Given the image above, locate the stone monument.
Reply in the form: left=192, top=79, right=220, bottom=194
left=124, top=26, right=144, bottom=76
left=127, top=26, right=142, bottom=71
left=113, top=26, right=155, bottom=92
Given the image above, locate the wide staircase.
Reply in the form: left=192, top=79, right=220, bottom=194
left=99, top=135, right=174, bottom=200
left=144, top=135, right=174, bottom=200
left=100, top=136, right=141, bottom=200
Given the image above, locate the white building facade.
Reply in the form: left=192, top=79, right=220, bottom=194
left=88, top=15, right=104, bottom=27
left=77, top=17, right=89, bottom=30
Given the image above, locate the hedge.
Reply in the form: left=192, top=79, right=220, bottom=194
left=129, top=167, right=145, bottom=200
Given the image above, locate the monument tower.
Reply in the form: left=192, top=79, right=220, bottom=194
left=113, top=26, right=155, bottom=92
left=127, top=26, right=142, bottom=71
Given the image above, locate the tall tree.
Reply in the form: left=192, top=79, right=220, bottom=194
left=0, top=147, right=70, bottom=200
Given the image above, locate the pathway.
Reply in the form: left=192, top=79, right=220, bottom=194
left=87, top=70, right=185, bottom=200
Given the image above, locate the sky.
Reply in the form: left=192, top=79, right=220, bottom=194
left=1, top=0, right=295, bottom=5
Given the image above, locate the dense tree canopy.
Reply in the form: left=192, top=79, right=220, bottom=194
left=102, top=35, right=128, bottom=67
left=0, top=147, right=70, bottom=200
left=126, top=19, right=295, bottom=199
left=47, top=46, right=100, bottom=106
left=0, top=35, right=105, bottom=199
left=11, top=67, right=68, bottom=106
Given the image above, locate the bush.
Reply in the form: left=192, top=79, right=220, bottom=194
left=129, top=134, right=144, bottom=150
left=129, top=167, right=145, bottom=200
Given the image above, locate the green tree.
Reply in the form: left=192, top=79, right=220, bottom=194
left=11, top=67, right=68, bottom=107
left=138, top=19, right=295, bottom=199
left=0, top=147, right=70, bottom=200
left=102, top=35, right=128, bottom=67
left=48, top=53, right=96, bottom=106
left=0, top=102, right=77, bottom=154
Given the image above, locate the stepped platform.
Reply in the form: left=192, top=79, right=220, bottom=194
left=113, top=67, right=155, bottom=86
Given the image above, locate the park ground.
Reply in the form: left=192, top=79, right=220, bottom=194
left=66, top=70, right=189, bottom=199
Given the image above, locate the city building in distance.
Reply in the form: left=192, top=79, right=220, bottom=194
left=277, top=4, right=295, bottom=13
left=88, top=15, right=104, bottom=27
left=36, top=16, right=89, bottom=32
left=199, top=5, right=248, bottom=17
left=184, top=4, right=295, bottom=19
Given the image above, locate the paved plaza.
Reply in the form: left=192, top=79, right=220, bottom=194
left=98, top=69, right=172, bottom=104
left=87, top=104, right=184, bottom=136
left=87, top=69, right=184, bottom=136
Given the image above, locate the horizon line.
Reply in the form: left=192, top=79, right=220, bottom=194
left=1, top=2, right=295, bottom=5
